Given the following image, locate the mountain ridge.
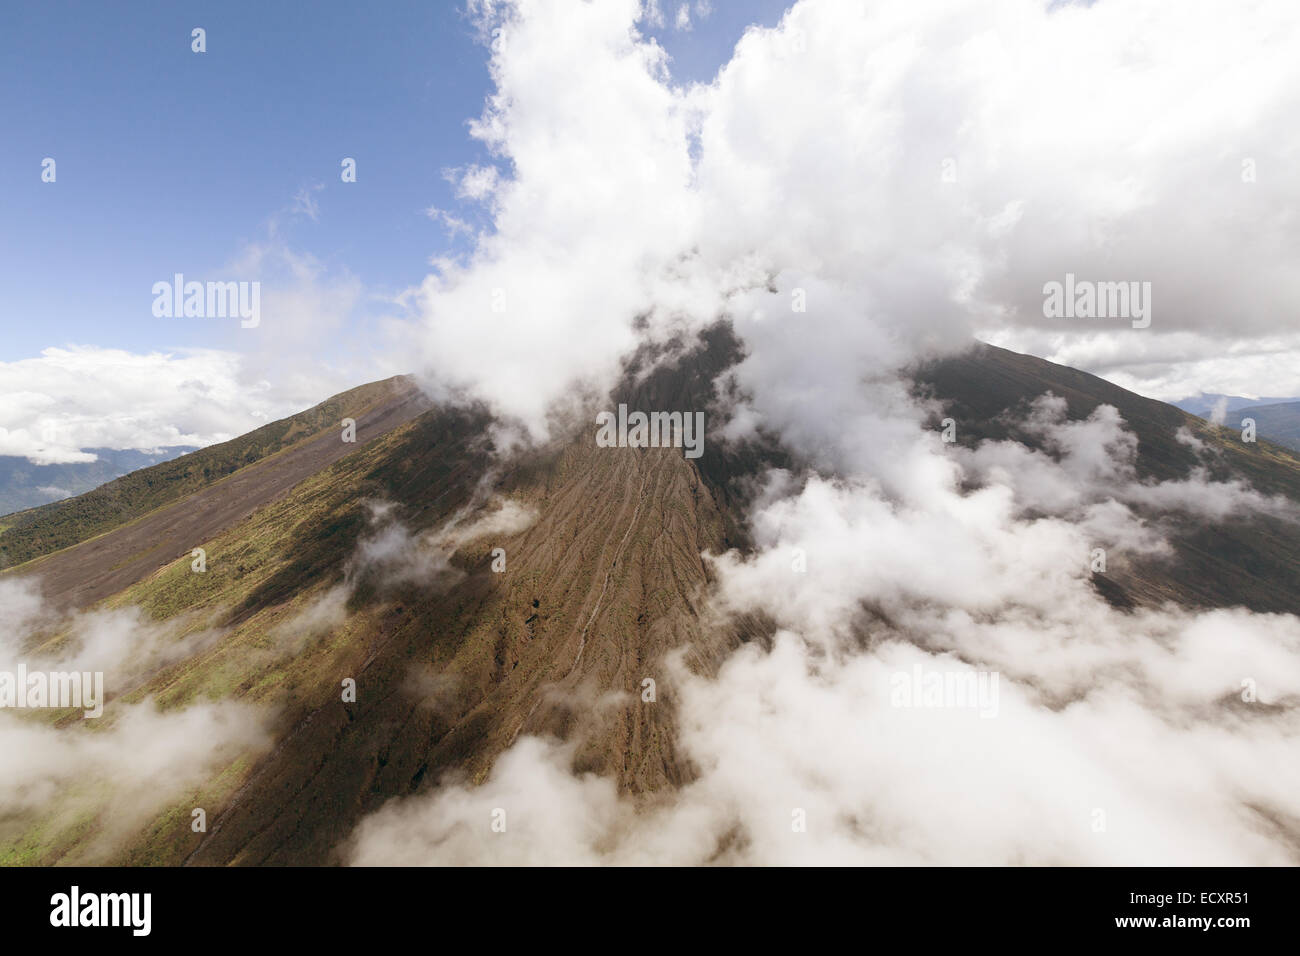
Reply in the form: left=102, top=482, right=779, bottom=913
left=0, top=376, right=428, bottom=585
left=4, top=338, right=1299, bottom=865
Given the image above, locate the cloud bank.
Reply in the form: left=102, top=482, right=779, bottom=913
left=404, top=0, right=1300, bottom=430
left=0, top=578, right=270, bottom=861
left=345, top=0, right=1300, bottom=865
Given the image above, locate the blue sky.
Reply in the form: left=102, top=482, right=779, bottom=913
left=3, top=0, right=1297, bottom=469
left=0, top=0, right=788, bottom=361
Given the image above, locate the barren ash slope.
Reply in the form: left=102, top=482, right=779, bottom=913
left=2, top=332, right=1300, bottom=866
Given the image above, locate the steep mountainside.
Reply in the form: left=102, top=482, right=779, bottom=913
left=915, top=343, right=1300, bottom=613
left=4, top=337, right=1299, bottom=865
left=0, top=376, right=429, bottom=596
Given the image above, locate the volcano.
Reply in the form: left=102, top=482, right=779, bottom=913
left=3, top=335, right=1299, bottom=865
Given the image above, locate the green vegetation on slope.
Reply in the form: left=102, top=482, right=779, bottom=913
left=0, top=376, right=413, bottom=570
left=2, top=403, right=490, bottom=865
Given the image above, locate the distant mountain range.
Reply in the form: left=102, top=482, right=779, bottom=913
left=1171, top=393, right=1300, bottom=417
left=1172, top=393, right=1300, bottom=452
left=1220, top=402, right=1300, bottom=452
left=0, top=447, right=197, bottom=518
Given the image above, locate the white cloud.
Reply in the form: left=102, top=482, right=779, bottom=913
left=291, top=183, right=324, bottom=222
left=408, top=0, right=704, bottom=440
left=444, top=163, right=502, bottom=203
left=0, top=346, right=301, bottom=464
left=351, top=0, right=1300, bottom=866
left=406, top=0, right=1300, bottom=431
left=425, top=206, right=474, bottom=239
left=2, top=229, right=383, bottom=466
left=641, top=0, right=665, bottom=30
left=350, top=496, right=538, bottom=592
left=0, top=577, right=271, bottom=861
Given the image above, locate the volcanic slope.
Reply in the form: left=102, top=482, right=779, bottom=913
left=916, top=342, right=1300, bottom=613
left=4, top=335, right=1300, bottom=865
left=1, top=375, right=430, bottom=608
